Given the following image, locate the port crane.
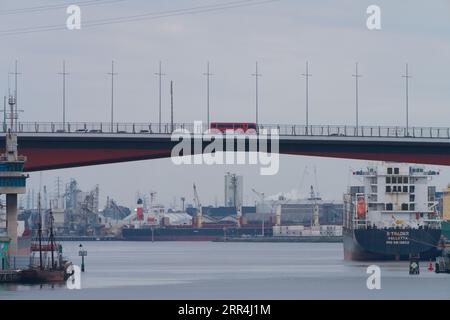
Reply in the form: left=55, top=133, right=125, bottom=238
left=193, top=183, right=202, bottom=228
left=309, top=185, right=320, bottom=227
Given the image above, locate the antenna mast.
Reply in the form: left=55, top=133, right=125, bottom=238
left=9, top=60, right=21, bottom=132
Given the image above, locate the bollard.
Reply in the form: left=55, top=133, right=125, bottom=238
left=409, top=255, right=420, bottom=275
left=428, top=260, right=434, bottom=272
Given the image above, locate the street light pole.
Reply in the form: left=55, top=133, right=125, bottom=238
left=402, top=63, right=412, bottom=134
left=252, top=62, right=262, bottom=126
left=203, top=62, right=213, bottom=127
left=301, top=61, right=312, bottom=133
left=170, top=80, right=174, bottom=133
left=107, top=61, right=118, bottom=133
left=155, top=61, right=165, bottom=133
left=352, top=62, right=362, bottom=134
left=58, top=60, right=69, bottom=130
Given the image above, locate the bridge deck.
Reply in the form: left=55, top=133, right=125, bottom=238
left=1, top=122, right=450, bottom=171
left=5, top=122, right=450, bottom=140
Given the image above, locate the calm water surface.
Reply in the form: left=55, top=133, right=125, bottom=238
left=0, top=241, right=448, bottom=299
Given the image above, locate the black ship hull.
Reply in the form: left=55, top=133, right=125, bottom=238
left=343, top=227, right=441, bottom=261
left=122, top=225, right=273, bottom=241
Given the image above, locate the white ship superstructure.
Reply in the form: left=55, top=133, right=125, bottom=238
left=343, top=162, right=442, bottom=260
left=350, top=162, right=441, bottom=229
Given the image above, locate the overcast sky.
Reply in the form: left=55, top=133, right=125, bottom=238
left=1, top=0, right=450, bottom=209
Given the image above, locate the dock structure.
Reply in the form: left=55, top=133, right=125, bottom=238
left=0, top=270, right=22, bottom=283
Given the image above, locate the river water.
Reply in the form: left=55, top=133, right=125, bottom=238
left=0, top=241, right=448, bottom=300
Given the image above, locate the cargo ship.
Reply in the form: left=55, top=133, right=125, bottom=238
left=122, top=224, right=272, bottom=241
left=343, top=162, right=442, bottom=261
left=121, top=198, right=272, bottom=241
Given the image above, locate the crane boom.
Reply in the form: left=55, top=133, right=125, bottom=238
left=310, top=185, right=320, bottom=227
left=193, top=183, right=202, bottom=228
left=193, top=184, right=201, bottom=209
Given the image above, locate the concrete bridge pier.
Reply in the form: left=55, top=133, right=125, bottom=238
left=0, top=133, right=28, bottom=257
left=6, top=194, right=18, bottom=256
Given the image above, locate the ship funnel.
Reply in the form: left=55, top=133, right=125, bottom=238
left=237, top=206, right=242, bottom=228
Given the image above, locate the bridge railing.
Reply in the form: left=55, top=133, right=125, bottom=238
left=259, top=124, right=450, bottom=139
left=12, top=122, right=200, bottom=135
left=7, top=122, right=450, bottom=139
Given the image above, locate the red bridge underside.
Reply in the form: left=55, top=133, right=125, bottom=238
left=22, top=148, right=172, bottom=171
left=20, top=148, right=450, bottom=172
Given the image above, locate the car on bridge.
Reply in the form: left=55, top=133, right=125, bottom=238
left=329, top=133, right=346, bottom=137
left=210, top=122, right=258, bottom=133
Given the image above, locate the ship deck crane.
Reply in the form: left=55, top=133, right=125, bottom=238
left=193, top=183, right=202, bottom=228
left=149, top=191, right=157, bottom=214
left=310, top=185, right=320, bottom=227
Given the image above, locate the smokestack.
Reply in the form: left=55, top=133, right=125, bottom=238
left=236, top=206, right=242, bottom=228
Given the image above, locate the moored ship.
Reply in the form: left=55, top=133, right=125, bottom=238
left=122, top=224, right=272, bottom=241
left=343, top=162, right=442, bottom=261
left=122, top=196, right=272, bottom=241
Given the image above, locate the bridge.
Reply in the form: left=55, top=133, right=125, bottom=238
left=2, top=122, right=450, bottom=172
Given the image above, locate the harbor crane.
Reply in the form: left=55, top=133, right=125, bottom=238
left=310, top=185, right=320, bottom=227
left=180, top=197, right=186, bottom=212
left=193, top=183, right=202, bottom=228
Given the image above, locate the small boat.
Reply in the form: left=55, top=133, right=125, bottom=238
left=20, top=263, right=72, bottom=283
left=24, top=198, right=73, bottom=283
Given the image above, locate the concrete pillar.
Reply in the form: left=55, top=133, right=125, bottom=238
left=6, top=194, right=18, bottom=256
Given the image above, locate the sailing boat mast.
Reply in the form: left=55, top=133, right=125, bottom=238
left=37, top=192, right=43, bottom=270
left=49, top=202, right=55, bottom=270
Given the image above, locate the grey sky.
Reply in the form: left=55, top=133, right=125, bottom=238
left=1, top=0, right=449, bottom=208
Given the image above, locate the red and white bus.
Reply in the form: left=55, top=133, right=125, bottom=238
left=210, top=122, right=258, bottom=133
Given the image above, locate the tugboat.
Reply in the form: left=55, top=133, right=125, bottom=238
left=21, top=197, right=72, bottom=283
left=343, top=162, right=442, bottom=261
